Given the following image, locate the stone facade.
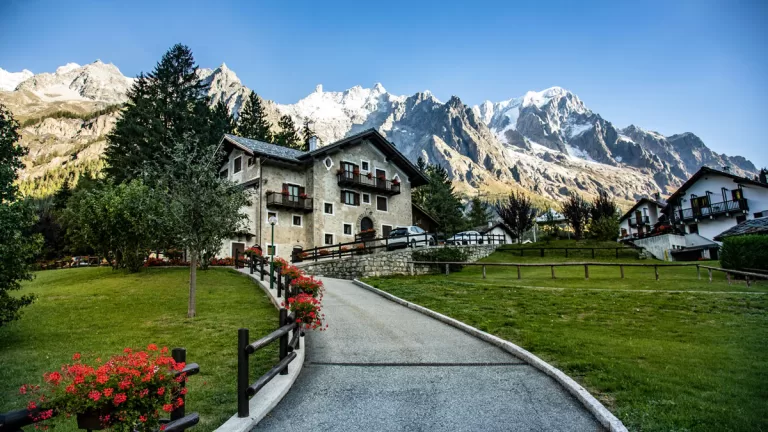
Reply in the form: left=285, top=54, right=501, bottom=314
left=216, top=130, right=426, bottom=259
left=295, top=245, right=500, bottom=279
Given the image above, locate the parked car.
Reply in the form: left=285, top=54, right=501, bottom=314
left=446, top=231, right=486, bottom=245
left=386, top=226, right=436, bottom=250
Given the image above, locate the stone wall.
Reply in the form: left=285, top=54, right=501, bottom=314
left=295, top=244, right=500, bottom=279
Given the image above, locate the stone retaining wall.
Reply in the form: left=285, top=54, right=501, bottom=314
left=295, top=245, right=500, bottom=279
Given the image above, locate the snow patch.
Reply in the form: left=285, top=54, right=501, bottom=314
left=0, top=68, right=34, bottom=91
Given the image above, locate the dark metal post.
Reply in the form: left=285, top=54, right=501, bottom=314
left=260, top=258, right=265, bottom=281
left=171, top=348, right=186, bottom=421
left=279, top=309, right=289, bottom=375
left=249, top=256, right=254, bottom=275
left=237, top=329, right=249, bottom=417
left=277, top=269, right=283, bottom=298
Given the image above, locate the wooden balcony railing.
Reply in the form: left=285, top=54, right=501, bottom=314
left=672, top=199, right=748, bottom=223
left=266, top=192, right=313, bottom=213
left=336, top=173, right=401, bottom=195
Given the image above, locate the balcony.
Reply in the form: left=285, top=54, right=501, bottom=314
left=336, top=173, right=401, bottom=196
left=672, top=199, right=748, bottom=223
left=629, top=216, right=650, bottom=227
left=265, top=192, right=313, bottom=213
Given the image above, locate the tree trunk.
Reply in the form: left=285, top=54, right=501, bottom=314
left=188, top=252, right=197, bottom=318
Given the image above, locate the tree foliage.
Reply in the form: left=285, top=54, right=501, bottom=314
left=63, top=180, right=166, bottom=272
left=105, top=44, right=227, bottom=183
left=412, top=158, right=467, bottom=235
left=466, top=196, right=491, bottom=228
left=493, top=192, right=537, bottom=242
left=302, top=119, right=317, bottom=149
left=561, top=194, right=592, bottom=240
left=0, top=103, right=42, bottom=326
left=590, top=190, right=618, bottom=221
left=236, top=91, right=273, bottom=143
left=274, top=114, right=305, bottom=151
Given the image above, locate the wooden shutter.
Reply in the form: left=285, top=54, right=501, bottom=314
left=341, top=190, right=346, bottom=204
left=354, top=192, right=360, bottom=206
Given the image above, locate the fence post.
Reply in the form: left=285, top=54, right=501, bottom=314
left=279, top=308, right=289, bottom=375
left=445, top=263, right=450, bottom=276
left=521, top=249, right=524, bottom=257
left=696, top=265, right=700, bottom=280
left=726, top=272, right=731, bottom=285
left=584, top=264, right=589, bottom=280
left=565, top=248, right=569, bottom=258
left=708, top=268, right=712, bottom=283
left=277, top=269, right=283, bottom=297
left=591, top=248, right=595, bottom=259
left=237, top=328, right=249, bottom=418
left=620, top=265, right=624, bottom=279
left=410, top=262, right=414, bottom=276
left=171, top=348, right=187, bottom=421
left=540, top=248, right=544, bottom=257
left=551, top=265, right=555, bottom=279
left=517, top=265, right=521, bottom=279
left=482, top=265, right=486, bottom=279
left=654, top=265, right=659, bottom=281
left=615, top=248, right=619, bottom=259
left=746, top=276, right=751, bottom=288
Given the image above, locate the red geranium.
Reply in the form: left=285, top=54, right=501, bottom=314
left=290, top=276, right=324, bottom=299
left=20, top=345, right=187, bottom=431
left=284, top=293, right=327, bottom=331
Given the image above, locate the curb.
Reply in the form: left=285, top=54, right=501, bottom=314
left=214, top=270, right=307, bottom=432
left=352, top=278, right=628, bottom=432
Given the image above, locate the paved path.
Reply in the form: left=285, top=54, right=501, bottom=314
left=254, top=277, right=603, bottom=432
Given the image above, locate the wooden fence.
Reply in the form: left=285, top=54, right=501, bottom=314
left=499, top=246, right=636, bottom=259
left=0, top=348, right=201, bottom=432
left=699, top=266, right=768, bottom=287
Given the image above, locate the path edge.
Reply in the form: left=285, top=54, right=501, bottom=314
left=214, top=270, right=307, bottom=432
left=352, top=278, right=628, bottom=432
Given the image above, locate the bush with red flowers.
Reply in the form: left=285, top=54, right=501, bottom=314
left=283, top=293, right=327, bottom=331
left=209, top=257, right=233, bottom=266
left=272, top=257, right=289, bottom=273
left=282, top=265, right=303, bottom=279
left=143, top=258, right=167, bottom=268
left=243, top=246, right=262, bottom=258
left=20, top=346, right=187, bottom=432
left=290, top=276, right=324, bottom=299
left=318, top=249, right=330, bottom=256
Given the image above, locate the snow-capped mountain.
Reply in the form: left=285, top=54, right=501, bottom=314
left=1, top=61, right=758, bottom=203
left=0, top=68, right=34, bottom=91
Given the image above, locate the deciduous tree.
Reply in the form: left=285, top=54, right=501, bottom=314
left=561, top=194, right=592, bottom=240
left=493, top=192, right=537, bottom=243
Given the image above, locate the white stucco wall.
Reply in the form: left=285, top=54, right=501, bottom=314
left=619, top=201, right=662, bottom=238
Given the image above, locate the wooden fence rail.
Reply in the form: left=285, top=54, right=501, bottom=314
left=408, top=261, right=698, bottom=281
left=699, top=265, right=768, bottom=287
left=499, top=247, right=635, bottom=259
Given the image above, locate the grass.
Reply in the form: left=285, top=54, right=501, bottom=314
left=364, top=242, right=768, bottom=432
left=0, top=267, right=279, bottom=432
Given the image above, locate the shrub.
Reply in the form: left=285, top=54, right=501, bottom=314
left=283, top=293, right=327, bottom=331
left=291, top=276, right=324, bottom=299
left=412, top=247, right=470, bottom=272
left=588, top=216, right=620, bottom=241
left=720, top=235, right=768, bottom=271
left=282, top=265, right=303, bottom=279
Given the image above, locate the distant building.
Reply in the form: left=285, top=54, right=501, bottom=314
left=618, top=196, right=666, bottom=239
left=665, top=167, right=768, bottom=242
left=713, top=216, right=768, bottom=241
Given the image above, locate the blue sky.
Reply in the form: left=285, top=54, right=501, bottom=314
left=1, top=0, right=766, bottom=167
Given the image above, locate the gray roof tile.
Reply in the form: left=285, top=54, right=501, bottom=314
left=714, top=217, right=768, bottom=240
left=224, top=134, right=306, bottom=161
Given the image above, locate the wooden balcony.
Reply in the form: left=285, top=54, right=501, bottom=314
left=336, top=173, right=401, bottom=196
left=629, top=216, right=650, bottom=227
left=265, top=192, right=314, bottom=213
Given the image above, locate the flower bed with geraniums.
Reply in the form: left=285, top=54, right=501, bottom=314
left=282, top=265, right=304, bottom=279
left=283, top=294, right=327, bottom=331
left=290, top=276, right=324, bottom=299
left=243, top=246, right=262, bottom=258
left=20, top=345, right=187, bottom=431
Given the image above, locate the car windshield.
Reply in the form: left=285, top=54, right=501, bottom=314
left=389, top=228, right=409, bottom=237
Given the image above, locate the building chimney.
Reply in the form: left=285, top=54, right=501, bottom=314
left=653, top=192, right=661, bottom=201
left=309, top=136, right=318, bottom=152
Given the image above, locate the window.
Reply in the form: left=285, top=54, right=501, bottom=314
left=691, top=196, right=710, bottom=214
left=283, top=183, right=301, bottom=201
left=376, top=196, right=388, bottom=212
left=341, top=190, right=360, bottom=206
left=247, top=157, right=254, bottom=167
left=267, top=245, right=277, bottom=255
left=732, top=188, right=744, bottom=200
left=342, top=161, right=358, bottom=178
left=292, top=215, right=302, bottom=226
left=343, top=223, right=352, bottom=235
left=234, top=156, right=242, bottom=173
left=362, top=193, right=370, bottom=204
left=736, top=215, right=747, bottom=224
left=382, top=225, right=393, bottom=237
left=267, top=211, right=277, bottom=224
left=688, top=223, right=699, bottom=234
left=219, top=169, right=228, bottom=179
left=324, top=233, right=334, bottom=245
left=324, top=202, right=333, bottom=215
left=361, top=160, right=370, bottom=171
left=324, top=157, right=333, bottom=169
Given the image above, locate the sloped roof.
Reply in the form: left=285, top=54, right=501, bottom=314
left=666, top=166, right=768, bottom=205
left=221, top=129, right=429, bottom=186
left=619, top=197, right=666, bottom=222
left=713, top=217, right=768, bottom=241
left=472, top=222, right=516, bottom=238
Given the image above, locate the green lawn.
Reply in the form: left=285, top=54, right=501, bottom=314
left=364, top=244, right=768, bottom=432
left=0, top=267, right=279, bottom=432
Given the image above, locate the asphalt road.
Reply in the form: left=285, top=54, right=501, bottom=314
left=253, top=277, right=603, bottom=432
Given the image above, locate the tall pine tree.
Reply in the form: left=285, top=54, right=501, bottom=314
left=274, top=114, right=305, bottom=151
left=413, top=160, right=467, bottom=235
left=105, top=44, right=216, bottom=183
left=302, top=119, right=318, bottom=149
left=236, top=91, right=273, bottom=142
left=466, top=196, right=491, bottom=228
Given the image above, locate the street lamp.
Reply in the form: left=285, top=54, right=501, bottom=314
left=268, top=216, right=277, bottom=290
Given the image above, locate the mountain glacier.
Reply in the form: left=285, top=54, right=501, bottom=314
left=0, top=61, right=758, bottom=203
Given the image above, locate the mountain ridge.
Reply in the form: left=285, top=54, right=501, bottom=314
left=0, top=61, right=758, bottom=203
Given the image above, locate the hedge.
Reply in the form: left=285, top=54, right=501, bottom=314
left=719, top=235, right=768, bottom=272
